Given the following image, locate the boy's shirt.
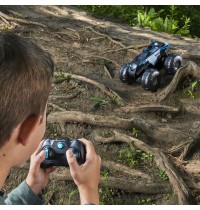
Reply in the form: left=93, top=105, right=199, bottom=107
left=0, top=180, right=44, bottom=205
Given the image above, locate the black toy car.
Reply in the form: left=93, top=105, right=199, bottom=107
left=119, top=40, right=183, bottom=92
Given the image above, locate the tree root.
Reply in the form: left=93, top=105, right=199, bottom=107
left=98, top=43, right=149, bottom=55
left=84, top=55, right=120, bottom=68
left=86, top=26, right=126, bottom=48
left=0, top=11, right=46, bottom=27
left=157, top=61, right=200, bottom=102
left=49, top=168, right=171, bottom=194
left=116, top=104, right=179, bottom=114
left=182, top=53, right=200, bottom=60
left=116, top=99, right=200, bottom=116
left=49, top=91, right=81, bottom=100
left=101, top=160, right=151, bottom=180
left=180, top=98, right=200, bottom=116
left=95, top=130, right=192, bottom=204
left=48, top=103, right=65, bottom=112
left=47, top=110, right=192, bottom=147
left=54, top=72, right=124, bottom=104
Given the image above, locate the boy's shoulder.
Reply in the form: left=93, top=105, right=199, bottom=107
left=0, top=195, right=5, bottom=205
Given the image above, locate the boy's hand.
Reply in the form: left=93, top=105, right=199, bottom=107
left=66, top=138, right=101, bottom=205
left=26, top=141, right=56, bottom=195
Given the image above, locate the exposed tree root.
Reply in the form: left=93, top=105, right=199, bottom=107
left=99, top=43, right=149, bottom=55
left=85, top=55, right=120, bottom=68
left=95, top=130, right=192, bottom=204
left=182, top=53, right=200, bottom=60
left=54, top=72, right=124, bottom=104
left=101, top=160, right=151, bottom=180
left=180, top=98, right=200, bottom=116
left=116, top=104, right=179, bottom=113
left=169, top=129, right=200, bottom=161
left=116, top=99, right=200, bottom=116
left=183, top=160, right=200, bottom=176
left=86, top=26, right=126, bottom=48
left=157, top=61, right=200, bottom=102
left=49, top=91, right=81, bottom=100
left=47, top=110, right=192, bottom=147
left=49, top=168, right=171, bottom=194
left=48, top=103, right=65, bottom=112
left=0, top=11, right=46, bottom=27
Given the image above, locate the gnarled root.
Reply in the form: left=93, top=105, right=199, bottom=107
left=47, top=110, right=192, bottom=147
left=95, top=130, right=193, bottom=204
left=49, top=168, right=171, bottom=194
left=54, top=72, right=124, bottom=104
left=157, top=61, right=200, bottom=102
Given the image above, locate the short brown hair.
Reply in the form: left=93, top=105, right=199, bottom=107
left=0, top=32, right=54, bottom=148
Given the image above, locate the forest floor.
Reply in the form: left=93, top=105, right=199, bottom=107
left=1, top=5, right=200, bottom=205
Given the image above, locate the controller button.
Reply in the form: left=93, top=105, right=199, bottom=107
left=44, top=148, right=48, bottom=159
left=57, top=142, right=64, bottom=149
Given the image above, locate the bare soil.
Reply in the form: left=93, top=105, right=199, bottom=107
left=1, top=5, right=200, bottom=205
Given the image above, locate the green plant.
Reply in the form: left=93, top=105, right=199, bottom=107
left=68, top=189, right=78, bottom=204
left=141, top=152, right=153, bottom=162
left=187, top=80, right=198, bottom=99
left=99, top=170, right=114, bottom=204
left=159, top=170, right=169, bottom=181
left=138, top=197, right=154, bottom=204
left=90, top=96, right=110, bottom=106
left=118, top=143, right=141, bottom=168
left=111, top=95, right=121, bottom=107
left=1, top=24, right=12, bottom=30
left=136, top=8, right=157, bottom=27
left=132, top=128, right=138, bottom=137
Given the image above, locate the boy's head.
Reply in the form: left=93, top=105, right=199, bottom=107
left=0, top=32, right=54, bottom=165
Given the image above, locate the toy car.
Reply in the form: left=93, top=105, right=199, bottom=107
left=119, top=40, right=183, bottom=92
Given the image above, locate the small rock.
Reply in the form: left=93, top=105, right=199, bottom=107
left=161, top=118, right=167, bottom=123
left=166, top=113, right=172, bottom=119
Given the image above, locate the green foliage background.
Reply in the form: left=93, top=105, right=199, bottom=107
left=76, top=5, right=200, bottom=38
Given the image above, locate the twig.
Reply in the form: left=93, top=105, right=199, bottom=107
left=103, top=65, right=112, bottom=79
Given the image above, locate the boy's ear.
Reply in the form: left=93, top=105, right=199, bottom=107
left=18, top=115, right=41, bottom=146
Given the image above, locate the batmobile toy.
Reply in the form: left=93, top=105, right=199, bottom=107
left=119, top=40, right=183, bottom=92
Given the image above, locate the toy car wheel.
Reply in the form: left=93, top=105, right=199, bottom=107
left=164, top=53, right=182, bottom=74
left=119, top=64, right=135, bottom=84
left=141, top=68, right=161, bottom=92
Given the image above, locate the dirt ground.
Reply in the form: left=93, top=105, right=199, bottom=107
left=1, top=5, right=200, bottom=205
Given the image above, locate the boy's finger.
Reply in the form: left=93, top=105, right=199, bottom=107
left=32, top=140, right=44, bottom=157
left=31, top=150, right=46, bottom=169
left=66, top=150, right=79, bottom=173
left=78, top=138, right=95, bottom=158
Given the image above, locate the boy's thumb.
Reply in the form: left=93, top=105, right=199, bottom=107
left=66, top=149, right=79, bottom=171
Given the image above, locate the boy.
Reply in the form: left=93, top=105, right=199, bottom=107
left=0, top=31, right=101, bottom=205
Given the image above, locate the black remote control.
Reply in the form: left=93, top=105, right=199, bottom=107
left=40, top=138, right=86, bottom=169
